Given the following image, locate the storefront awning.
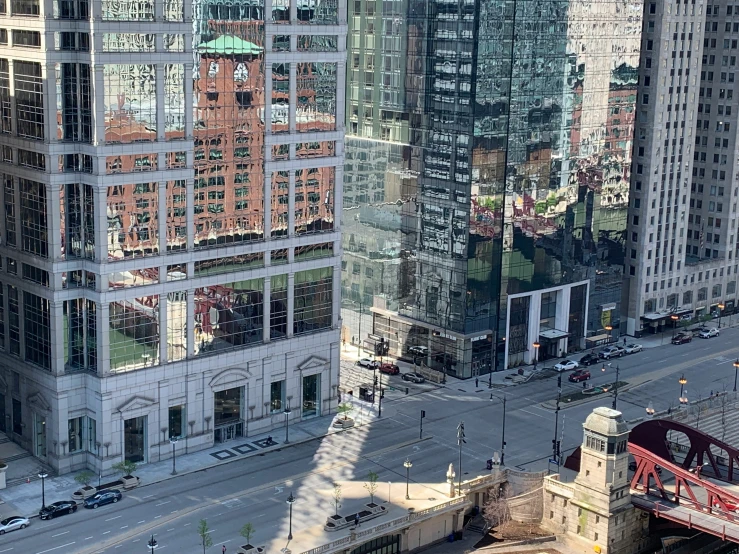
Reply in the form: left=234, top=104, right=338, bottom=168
left=539, top=328, right=569, bottom=340
left=642, top=308, right=692, bottom=321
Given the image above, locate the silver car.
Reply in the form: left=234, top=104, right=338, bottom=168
left=0, top=516, right=29, bottom=535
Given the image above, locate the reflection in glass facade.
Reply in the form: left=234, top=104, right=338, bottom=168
left=344, top=0, right=640, bottom=377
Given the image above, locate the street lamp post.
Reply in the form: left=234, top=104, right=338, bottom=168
left=601, top=363, right=620, bottom=410
left=670, top=314, right=679, bottom=339
left=532, top=342, right=540, bottom=370
left=378, top=374, right=383, bottom=418
left=372, top=366, right=377, bottom=405
left=404, top=458, right=412, bottom=499
left=646, top=402, right=655, bottom=418
left=551, top=374, right=562, bottom=473
left=357, top=301, right=363, bottom=356
left=605, top=325, right=613, bottom=343
left=733, top=359, right=739, bottom=392
left=283, top=403, right=292, bottom=444
left=489, top=392, right=507, bottom=465
left=286, top=492, right=295, bottom=541
left=679, top=374, right=688, bottom=406
left=718, top=303, right=725, bottom=328
left=456, top=421, right=466, bottom=495
left=38, top=471, right=48, bottom=509
left=169, top=436, right=178, bottom=475
left=147, top=534, right=158, bottom=553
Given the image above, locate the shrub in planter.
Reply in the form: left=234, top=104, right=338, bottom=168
left=112, top=460, right=140, bottom=489
left=238, top=523, right=265, bottom=553
left=72, top=471, right=97, bottom=500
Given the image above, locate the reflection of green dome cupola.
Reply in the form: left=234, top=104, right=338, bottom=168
left=197, top=35, right=263, bottom=56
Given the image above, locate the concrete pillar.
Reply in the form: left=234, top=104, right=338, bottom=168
left=156, top=64, right=166, bottom=141
left=50, top=301, right=65, bottom=376
left=527, top=292, right=541, bottom=365
left=93, top=186, right=108, bottom=262
left=287, top=273, right=295, bottom=337
left=47, top=183, right=62, bottom=261
left=159, top=293, right=168, bottom=366
left=332, top=265, right=341, bottom=328
left=289, top=62, right=296, bottom=133
left=158, top=181, right=167, bottom=256
left=186, top=179, right=195, bottom=251
left=92, top=65, right=106, bottom=146
left=184, top=63, right=194, bottom=140
left=264, top=172, right=272, bottom=239
left=97, top=302, right=110, bottom=375
left=7, top=60, right=15, bottom=136
left=186, top=288, right=195, bottom=358
left=44, top=62, right=56, bottom=143
left=263, top=277, right=271, bottom=343
left=556, top=286, right=572, bottom=356
left=288, top=163, right=296, bottom=237
left=335, top=62, right=346, bottom=132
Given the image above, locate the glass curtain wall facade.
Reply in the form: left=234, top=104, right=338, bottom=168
left=0, top=0, right=344, bottom=474
left=344, top=0, right=640, bottom=376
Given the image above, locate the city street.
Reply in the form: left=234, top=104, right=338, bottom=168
left=2, top=326, right=739, bottom=553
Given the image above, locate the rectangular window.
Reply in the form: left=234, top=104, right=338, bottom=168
left=270, top=380, right=285, bottom=412
left=12, top=29, right=40, bottom=47
left=168, top=405, right=184, bottom=438
left=294, top=267, right=333, bottom=335
left=14, top=60, right=43, bottom=140
left=19, top=178, right=47, bottom=257
left=68, top=416, right=83, bottom=452
left=24, top=291, right=50, bottom=369
left=11, top=0, right=39, bottom=15
left=12, top=398, right=21, bottom=435
left=8, top=285, right=18, bottom=355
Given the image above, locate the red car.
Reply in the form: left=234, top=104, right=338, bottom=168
left=568, top=369, right=591, bottom=383
left=379, top=363, right=400, bottom=375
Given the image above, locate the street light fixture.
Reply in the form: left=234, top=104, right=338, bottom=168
left=718, top=303, right=725, bottom=328
left=169, top=436, right=178, bottom=476
left=680, top=389, right=689, bottom=406
left=679, top=374, right=687, bottom=397
left=670, top=314, right=679, bottom=339
left=601, top=363, right=620, bottom=409
left=605, top=325, right=613, bottom=343
left=286, top=492, right=295, bottom=541
left=404, top=458, right=412, bottom=499
left=38, top=471, right=48, bottom=509
left=147, top=534, right=158, bottom=553
left=283, top=403, right=292, bottom=444
left=489, top=392, right=507, bottom=465
left=733, top=359, right=739, bottom=392
left=532, top=342, right=540, bottom=370
left=646, top=401, right=655, bottom=418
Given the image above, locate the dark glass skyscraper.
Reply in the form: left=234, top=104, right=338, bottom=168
left=343, top=0, right=641, bottom=377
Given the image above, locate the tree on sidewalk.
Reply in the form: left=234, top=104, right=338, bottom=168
left=240, top=522, right=255, bottom=548
left=337, top=402, right=353, bottom=421
left=74, top=470, right=95, bottom=489
left=198, top=519, right=213, bottom=553
left=332, top=483, right=342, bottom=516
left=364, top=471, right=379, bottom=505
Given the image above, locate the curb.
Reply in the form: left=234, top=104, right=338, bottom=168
left=14, top=415, right=387, bottom=519
left=539, top=383, right=637, bottom=410
left=75, top=434, right=435, bottom=554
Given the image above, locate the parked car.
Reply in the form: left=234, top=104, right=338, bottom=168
left=83, top=489, right=122, bottom=509
left=599, top=345, right=626, bottom=359
left=680, top=313, right=693, bottom=321
left=39, top=501, right=77, bottom=520
left=672, top=333, right=693, bottom=345
left=568, top=369, right=591, bottom=383
left=379, top=362, right=400, bottom=375
left=554, top=359, right=579, bottom=372
left=357, top=358, right=380, bottom=369
left=624, top=343, right=643, bottom=354
left=0, top=516, right=29, bottom=535
left=402, top=372, right=425, bottom=384
left=579, top=353, right=598, bottom=366
left=698, top=327, right=720, bottom=338
left=408, top=346, right=428, bottom=357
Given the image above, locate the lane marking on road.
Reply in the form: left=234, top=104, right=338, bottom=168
left=519, top=408, right=549, bottom=420
left=51, top=531, right=69, bottom=537
left=105, top=516, right=122, bottom=521
left=167, top=528, right=175, bottom=532
left=132, top=539, right=140, bottom=542
left=155, top=501, right=170, bottom=506
left=137, top=520, right=145, bottom=524
left=657, top=359, right=668, bottom=363
left=171, top=510, right=178, bottom=514
left=84, top=537, right=93, bottom=541
left=183, top=523, right=191, bottom=526
left=154, top=515, right=162, bottom=519
left=35, top=542, right=75, bottom=554
left=142, top=495, right=154, bottom=499
left=102, top=531, right=110, bottom=535
left=115, top=546, right=122, bottom=549
left=120, top=525, right=128, bottom=529
left=218, top=540, right=232, bottom=546
left=0, top=547, right=13, bottom=552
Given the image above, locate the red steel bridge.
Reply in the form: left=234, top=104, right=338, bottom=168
left=568, top=419, right=739, bottom=542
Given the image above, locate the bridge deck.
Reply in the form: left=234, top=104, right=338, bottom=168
left=632, top=493, right=739, bottom=542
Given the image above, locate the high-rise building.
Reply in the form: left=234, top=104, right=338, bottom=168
left=625, top=0, right=739, bottom=337
left=343, top=0, right=641, bottom=377
left=0, top=0, right=344, bottom=474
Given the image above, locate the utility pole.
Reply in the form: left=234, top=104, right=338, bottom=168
left=457, top=421, right=466, bottom=495
left=357, top=301, right=363, bottom=356
left=419, top=410, right=425, bottom=439
left=551, top=375, right=562, bottom=474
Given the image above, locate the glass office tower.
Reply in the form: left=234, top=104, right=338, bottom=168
left=344, top=0, right=640, bottom=377
left=0, top=0, right=344, bottom=474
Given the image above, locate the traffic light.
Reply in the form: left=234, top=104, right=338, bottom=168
left=457, top=421, right=466, bottom=445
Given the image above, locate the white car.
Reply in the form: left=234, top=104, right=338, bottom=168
left=699, top=327, right=720, bottom=338
left=357, top=358, right=380, bottom=369
left=408, top=346, right=429, bottom=357
left=0, top=515, right=29, bottom=535
left=625, top=343, right=643, bottom=354
left=554, top=359, right=579, bottom=372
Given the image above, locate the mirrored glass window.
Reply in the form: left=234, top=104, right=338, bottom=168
left=104, top=64, right=156, bottom=144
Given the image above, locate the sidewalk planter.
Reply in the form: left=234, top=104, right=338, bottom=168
left=72, top=486, right=98, bottom=501
left=120, top=475, right=141, bottom=490
left=332, top=417, right=355, bottom=429
left=237, top=546, right=265, bottom=554
left=324, top=503, right=388, bottom=531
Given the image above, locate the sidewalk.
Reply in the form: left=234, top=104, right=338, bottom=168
left=0, top=407, right=380, bottom=519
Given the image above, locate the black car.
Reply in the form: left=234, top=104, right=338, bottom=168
left=39, top=501, right=77, bottom=520
left=579, top=353, right=598, bottom=366
left=83, top=489, right=122, bottom=509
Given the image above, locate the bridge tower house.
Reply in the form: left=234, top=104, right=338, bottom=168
left=543, top=407, right=650, bottom=553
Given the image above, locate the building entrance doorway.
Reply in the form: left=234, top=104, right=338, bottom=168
left=124, top=415, right=147, bottom=463
left=214, top=387, right=244, bottom=443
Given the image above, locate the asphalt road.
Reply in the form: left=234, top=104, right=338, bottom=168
left=3, top=326, right=739, bottom=553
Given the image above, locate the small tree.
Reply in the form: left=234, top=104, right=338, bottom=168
left=240, top=522, right=255, bottom=547
left=482, top=484, right=510, bottom=530
left=332, top=482, right=342, bottom=516
left=337, top=402, right=353, bottom=421
left=364, top=470, right=379, bottom=504
left=74, top=470, right=95, bottom=489
left=112, top=460, right=137, bottom=478
left=197, top=519, right=213, bottom=553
